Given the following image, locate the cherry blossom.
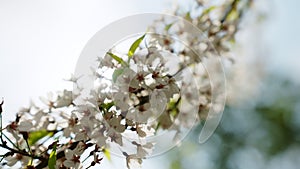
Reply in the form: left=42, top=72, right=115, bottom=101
left=0, top=0, right=255, bottom=168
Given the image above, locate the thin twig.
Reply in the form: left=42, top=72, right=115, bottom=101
left=0, top=142, right=45, bottom=160
left=1, top=132, right=20, bottom=150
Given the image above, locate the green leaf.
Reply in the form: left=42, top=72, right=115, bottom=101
left=100, top=102, right=115, bottom=111
left=48, top=143, right=57, bottom=169
left=28, top=130, right=53, bottom=145
left=107, top=52, right=127, bottom=66
left=112, top=68, right=124, bottom=83
left=128, top=34, right=145, bottom=58
left=165, top=23, right=174, bottom=31
left=103, top=148, right=111, bottom=161
left=202, top=6, right=217, bottom=15
left=227, top=8, right=239, bottom=21
left=185, top=12, right=192, bottom=21
left=27, top=159, right=33, bottom=166
left=170, top=160, right=181, bottom=169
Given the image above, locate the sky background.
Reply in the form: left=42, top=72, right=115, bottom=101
left=0, top=0, right=173, bottom=123
left=0, top=0, right=300, bottom=168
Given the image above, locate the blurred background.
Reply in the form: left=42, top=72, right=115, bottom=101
left=0, top=0, right=299, bottom=168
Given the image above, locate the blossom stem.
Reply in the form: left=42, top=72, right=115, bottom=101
left=82, top=153, right=92, bottom=163
left=0, top=126, right=7, bottom=132
left=0, top=99, right=4, bottom=144
left=0, top=156, right=5, bottom=164
left=25, top=139, right=34, bottom=165
left=0, top=142, right=45, bottom=160
left=0, top=114, right=3, bottom=142
left=1, top=132, right=20, bottom=150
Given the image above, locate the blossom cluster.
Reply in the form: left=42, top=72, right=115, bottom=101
left=0, top=0, right=253, bottom=168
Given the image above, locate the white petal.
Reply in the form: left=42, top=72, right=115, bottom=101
left=18, top=120, right=33, bottom=132
left=5, top=156, right=18, bottom=166
left=63, top=160, right=75, bottom=168
left=150, top=89, right=167, bottom=115
left=64, top=149, right=74, bottom=160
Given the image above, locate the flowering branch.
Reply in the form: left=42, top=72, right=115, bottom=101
left=0, top=0, right=255, bottom=168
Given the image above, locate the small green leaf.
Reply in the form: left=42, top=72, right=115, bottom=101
left=100, top=102, right=115, bottom=111
left=28, top=130, right=53, bottom=145
left=165, top=23, right=174, bottom=31
left=112, top=68, right=124, bottom=83
left=128, top=34, right=145, bottom=58
left=227, top=8, right=239, bottom=21
left=103, top=148, right=111, bottom=161
left=107, top=52, right=127, bottom=66
left=27, top=159, right=33, bottom=166
left=202, top=6, right=217, bottom=15
left=170, top=160, right=181, bottom=169
left=185, top=12, right=192, bottom=21
left=48, top=143, right=57, bottom=169
left=229, top=38, right=236, bottom=44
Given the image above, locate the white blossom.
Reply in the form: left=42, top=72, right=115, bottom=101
left=63, top=149, right=82, bottom=169
left=18, top=120, right=34, bottom=132
left=55, top=90, right=73, bottom=108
